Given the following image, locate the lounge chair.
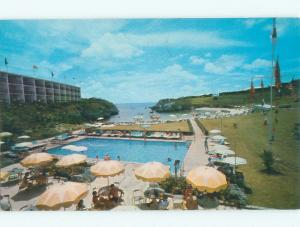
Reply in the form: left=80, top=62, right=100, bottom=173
left=5, top=172, right=21, bottom=185
left=132, top=189, right=145, bottom=205
left=172, top=194, right=184, bottom=209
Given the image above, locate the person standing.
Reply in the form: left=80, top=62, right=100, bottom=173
left=204, top=136, right=209, bottom=153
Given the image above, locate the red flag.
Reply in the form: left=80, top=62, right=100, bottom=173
left=274, top=58, right=281, bottom=89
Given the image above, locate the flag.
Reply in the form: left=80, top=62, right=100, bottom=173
left=271, top=18, right=277, bottom=43
left=274, top=57, right=281, bottom=89
left=51, top=71, right=54, bottom=78
left=260, top=79, right=264, bottom=88
left=250, top=80, right=255, bottom=97
left=4, top=57, right=8, bottom=66
left=33, top=65, right=38, bottom=69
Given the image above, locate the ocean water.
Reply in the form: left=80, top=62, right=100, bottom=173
left=48, top=138, right=191, bottom=172
left=108, top=102, right=194, bottom=123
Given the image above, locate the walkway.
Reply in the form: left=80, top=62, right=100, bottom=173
left=183, top=119, right=209, bottom=174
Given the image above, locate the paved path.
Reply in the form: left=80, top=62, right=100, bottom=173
left=183, top=119, right=209, bottom=174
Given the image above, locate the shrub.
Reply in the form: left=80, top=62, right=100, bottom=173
left=222, top=184, right=248, bottom=208
left=159, top=176, right=188, bottom=194
left=260, top=149, right=276, bottom=173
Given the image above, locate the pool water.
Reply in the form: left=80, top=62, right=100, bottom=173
left=47, top=138, right=190, bottom=172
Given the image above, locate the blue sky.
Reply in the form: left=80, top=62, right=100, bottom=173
left=0, top=18, right=299, bottom=103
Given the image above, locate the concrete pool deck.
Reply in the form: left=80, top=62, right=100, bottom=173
left=183, top=119, right=209, bottom=174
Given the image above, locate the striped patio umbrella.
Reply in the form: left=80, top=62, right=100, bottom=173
left=186, top=166, right=227, bottom=193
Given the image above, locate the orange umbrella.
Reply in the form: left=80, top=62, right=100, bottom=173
left=20, top=153, right=54, bottom=167
left=186, top=166, right=227, bottom=193
left=134, top=162, right=170, bottom=183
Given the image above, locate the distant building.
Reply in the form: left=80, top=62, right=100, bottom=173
left=0, top=71, right=81, bottom=104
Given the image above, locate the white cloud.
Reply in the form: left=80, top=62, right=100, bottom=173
left=81, top=31, right=249, bottom=59
left=190, top=56, right=206, bottom=65
left=243, top=58, right=271, bottom=70
left=81, top=33, right=144, bottom=59
left=205, top=52, right=212, bottom=58
left=203, top=55, right=245, bottom=74
left=243, top=19, right=265, bottom=28
left=80, top=64, right=206, bottom=102
left=263, top=18, right=300, bottom=35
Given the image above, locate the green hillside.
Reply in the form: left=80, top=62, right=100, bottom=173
left=152, top=79, right=300, bottom=112
left=0, top=98, right=118, bottom=142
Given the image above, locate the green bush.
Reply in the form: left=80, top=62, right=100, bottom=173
left=222, top=184, right=248, bottom=208
left=260, top=149, right=276, bottom=173
left=159, top=176, right=188, bottom=194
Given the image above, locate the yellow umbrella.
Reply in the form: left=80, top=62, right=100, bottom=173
left=186, top=166, right=227, bottom=193
left=90, top=160, right=124, bottom=185
left=56, top=154, right=87, bottom=168
left=134, top=162, right=170, bottom=183
left=90, top=160, right=124, bottom=177
left=36, top=182, right=88, bottom=210
left=20, top=153, right=54, bottom=167
left=0, top=171, right=9, bottom=181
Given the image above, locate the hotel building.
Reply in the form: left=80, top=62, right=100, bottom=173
left=0, top=71, right=81, bottom=104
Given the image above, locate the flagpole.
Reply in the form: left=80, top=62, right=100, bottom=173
left=4, top=58, right=11, bottom=104
left=269, top=18, right=277, bottom=153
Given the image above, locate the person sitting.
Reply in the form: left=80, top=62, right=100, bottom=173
left=109, top=184, right=124, bottom=204
left=19, top=172, right=33, bottom=190
left=183, top=184, right=193, bottom=200
left=148, top=194, right=158, bottom=209
left=104, top=153, right=111, bottom=161
left=76, top=199, right=86, bottom=211
left=158, top=194, right=169, bottom=210
left=183, top=196, right=198, bottom=210
left=92, top=191, right=107, bottom=209
left=36, top=172, right=48, bottom=186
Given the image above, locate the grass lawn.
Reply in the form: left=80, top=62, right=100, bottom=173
left=201, top=108, right=300, bottom=209
left=101, top=120, right=192, bottom=133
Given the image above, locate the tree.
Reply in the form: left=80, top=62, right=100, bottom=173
left=260, top=149, right=276, bottom=173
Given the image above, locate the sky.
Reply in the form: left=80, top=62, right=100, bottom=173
left=0, top=18, right=299, bottom=103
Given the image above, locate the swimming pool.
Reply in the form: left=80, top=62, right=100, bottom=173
left=47, top=138, right=190, bottom=172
